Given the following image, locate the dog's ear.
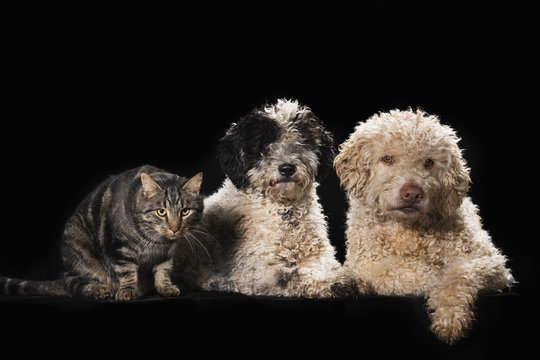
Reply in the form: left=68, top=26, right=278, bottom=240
left=217, top=114, right=281, bottom=189
left=217, top=122, right=250, bottom=188
left=438, top=145, right=470, bottom=217
left=334, top=131, right=371, bottom=198
left=315, top=127, right=336, bottom=183
left=294, top=114, right=336, bottom=183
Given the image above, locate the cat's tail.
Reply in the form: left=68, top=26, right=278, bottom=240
left=0, top=275, right=69, bottom=296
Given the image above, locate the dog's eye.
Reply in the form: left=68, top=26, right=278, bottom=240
left=424, top=159, right=435, bottom=169
left=381, top=155, right=394, bottom=164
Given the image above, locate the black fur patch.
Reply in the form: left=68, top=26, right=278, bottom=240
left=217, top=112, right=281, bottom=188
left=292, top=112, right=335, bottom=182
left=217, top=101, right=335, bottom=188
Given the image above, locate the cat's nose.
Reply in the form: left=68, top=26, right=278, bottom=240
left=169, top=221, right=180, bottom=234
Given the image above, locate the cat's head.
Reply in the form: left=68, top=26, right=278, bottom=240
left=136, top=171, right=204, bottom=242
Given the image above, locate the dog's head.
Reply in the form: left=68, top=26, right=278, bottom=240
left=217, top=99, right=335, bottom=202
left=334, top=109, right=470, bottom=223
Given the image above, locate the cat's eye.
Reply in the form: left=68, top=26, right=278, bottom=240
left=381, top=155, right=394, bottom=164
left=156, top=209, right=167, bottom=217
left=181, top=208, right=191, bottom=216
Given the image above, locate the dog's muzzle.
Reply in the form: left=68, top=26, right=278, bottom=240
left=391, top=182, right=425, bottom=214
left=270, top=163, right=298, bottom=187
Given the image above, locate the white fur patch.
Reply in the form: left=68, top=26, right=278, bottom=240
left=263, top=98, right=309, bottom=124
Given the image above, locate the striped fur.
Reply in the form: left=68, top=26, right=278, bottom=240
left=0, top=165, right=204, bottom=300
left=0, top=277, right=67, bottom=296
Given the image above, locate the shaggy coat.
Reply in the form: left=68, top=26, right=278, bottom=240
left=334, top=109, right=514, bottom=344
left=173, top=99, right=353, bottom=298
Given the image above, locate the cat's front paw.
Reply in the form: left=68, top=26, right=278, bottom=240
left=84, top=283, right=114, bottom=300
left=115, top=287, right=140, bottom=301
left=157, top=285, right=181, bottom=297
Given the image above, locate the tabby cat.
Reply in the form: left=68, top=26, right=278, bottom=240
left=0, top=165, right=204, bottom=300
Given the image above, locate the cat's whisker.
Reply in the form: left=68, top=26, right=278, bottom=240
left=182, top=233, right=197, bottom=257
left=191, top=235, right=211, bottom=260
left=191, top=228, right=217, bottom=242
left=183, top=232, right=211, bottom=260
left=141, top=232, right=162, bottom=252
left=190, top=227, right=224, bottom=252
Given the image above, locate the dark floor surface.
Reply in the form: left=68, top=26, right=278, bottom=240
left=0, top=292, right=529, bottom=360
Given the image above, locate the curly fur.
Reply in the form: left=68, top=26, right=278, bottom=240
left=174, top=99, right=355, bottom=298
left=334, top=109, right=515, bottom=344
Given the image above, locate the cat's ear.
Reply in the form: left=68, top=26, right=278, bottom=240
left=182, top=172, right=203, bottom=195
left=140, top=173, right=163, bottom=197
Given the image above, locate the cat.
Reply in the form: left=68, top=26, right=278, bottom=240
left=0, top=165, right=204, bottom=300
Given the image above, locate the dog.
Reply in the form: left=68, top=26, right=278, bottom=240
left=334, top=109, right=515, bottom=343
left=173, top=99, right=356, bottom=298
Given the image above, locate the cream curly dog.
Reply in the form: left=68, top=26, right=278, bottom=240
left=334, top=109, right=514, bottom=344
left=173, top=99, right=355, bottom=298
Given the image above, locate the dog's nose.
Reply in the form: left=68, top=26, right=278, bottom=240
left=278, top=163, right=296, bottom=177
left=400, top=183, right=424, bottom=203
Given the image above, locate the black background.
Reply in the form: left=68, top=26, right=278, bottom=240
left=0, top=3, right=534, bottom=358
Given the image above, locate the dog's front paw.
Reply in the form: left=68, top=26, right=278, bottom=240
left=329, top=274, right=372, bottom=298
left=431, top=323, right=464, bottom=345
left=330, top=279, right=359, bottom=298
left=429, top=306, right=473, bottom=345
left=330, top=282, right=356, bottom=298
left=353, top=277, right=371, bottom=295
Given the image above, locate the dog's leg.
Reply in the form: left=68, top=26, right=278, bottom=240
left=427, top=256, right=513, bottom=344
left=287, top=262, right=365, bottom=299
left=427, top=276, right=477, bottom=345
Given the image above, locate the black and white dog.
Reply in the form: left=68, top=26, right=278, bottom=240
left=173, top=99, right=358, bottom=297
